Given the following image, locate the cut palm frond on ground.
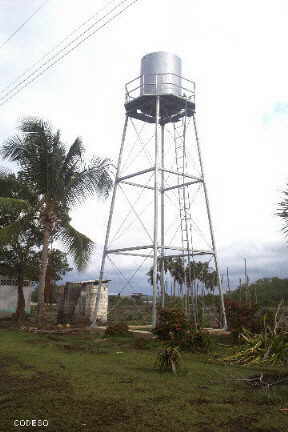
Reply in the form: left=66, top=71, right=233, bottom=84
left=224, top=328, right=288, bottom=366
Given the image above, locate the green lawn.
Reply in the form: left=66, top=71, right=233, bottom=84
left=0, top=329, right=287, bottom=432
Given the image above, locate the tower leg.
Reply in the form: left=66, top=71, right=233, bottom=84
left=181, top=113, right=190, bottom=317
left=152, top=96, right=160, bottom=328
left=90, top=115, right=129, bottom=327
left=160, top=124, right=165, bottom=308
left=192, top=114, right=228, bottom=330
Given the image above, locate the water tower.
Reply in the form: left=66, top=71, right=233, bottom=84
left=94, top=52, right=227, bottom=329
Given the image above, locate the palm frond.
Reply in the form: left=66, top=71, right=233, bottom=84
left=1, top=134, right=25, bottom=161
left=62, top=137, right=84, bottom=173
left=2, top=118, right=113, bottom=206
left=20, top=117, right=52, bottom=137
left=66, top=157, right=113, bottom=206
left=58, top=223, right=95, bottom=270
left=3, top=118, right=67, bottom=198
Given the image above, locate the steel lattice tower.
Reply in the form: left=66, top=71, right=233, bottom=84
left=94, top=52, right=227, bottom=329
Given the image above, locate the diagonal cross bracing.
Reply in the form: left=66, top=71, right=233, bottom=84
left=119, top=184, right=153, bottom=243
left=130, top=118, right=153, bottom=165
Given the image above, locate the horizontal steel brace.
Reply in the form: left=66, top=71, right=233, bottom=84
left=121, top=181, right=154, bottom=190
left=163, top=179, right=202, bottom=192
left=160, top=168, right=202, bottom=181
left=163, top=251, right=215, bottom=258
left=106, top=245, right=214, bottom=255
left=163, top=246, right=214, bottom=254
left=107, top=252, right=154, bottom=258
left=120, top=180, right=201, bottom=192
left=106, top=245, right=154, bottom=254
left=117, top=167, right=154, bottom=182
left=106, top=251, right=214, bottom=259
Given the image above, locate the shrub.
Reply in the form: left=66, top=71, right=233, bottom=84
left=225, top=299, right=259, bottom=341
left=153, top=308, right=190, bottom=341
left=104, top=322, right=129, bottom=337
left=133, top=337, right=151, bottom=350
left=155, top=345, right=183, bottom=375
left=179, top=331, right=212, bottom=353
left=153, top=308, right=212, bottom=353
left=153, top=308, right=212, bottom=352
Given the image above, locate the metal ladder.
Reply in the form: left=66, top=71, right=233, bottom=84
left=173, top=118, right=193, bottom=258
left=173, top=116, right=197, bottom=321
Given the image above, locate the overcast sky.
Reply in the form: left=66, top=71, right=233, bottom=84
left=1, top=0, right=288, bottom=292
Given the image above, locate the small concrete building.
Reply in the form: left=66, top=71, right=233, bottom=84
left=0, top=275, right=33, bottom=316
left=58, top=280, right=109, bottom=323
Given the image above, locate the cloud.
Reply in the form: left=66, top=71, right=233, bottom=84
left=274, top=103, right=288, bottom=115
left=263, top=102, right=288, bottom=124
left=219, top=240, right=288, bottom=289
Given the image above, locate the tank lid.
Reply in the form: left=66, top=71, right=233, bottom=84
left=141, top=51, right=181, bottom=60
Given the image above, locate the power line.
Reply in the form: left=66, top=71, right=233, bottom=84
left=0, top=0, right=130, bottom=101
left=0, top=0, right=117, bottom=96
left=0, top=0, right=142, bottom=107
left=0, top=0, right=50, bottom=51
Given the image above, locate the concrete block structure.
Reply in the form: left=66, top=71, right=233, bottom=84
left=59, top=280, right=109, bottom=323
left=0, top=275, right=33, bottom=316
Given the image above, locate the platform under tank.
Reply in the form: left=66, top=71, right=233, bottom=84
left=125, top=51, right=195, bottom=124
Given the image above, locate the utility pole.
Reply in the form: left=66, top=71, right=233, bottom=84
left=244, top=258, right=249, bottom=304
left=221, top=273, right=224, bottom=289
left=226, top=267, right=230, bottom=293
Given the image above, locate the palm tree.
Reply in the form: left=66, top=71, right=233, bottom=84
left=146, top=265, right=160, bottom=292
left=1, top=117, right=113, bottom=323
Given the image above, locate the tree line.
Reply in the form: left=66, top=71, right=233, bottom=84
left=147, top=257, right=218, bottom=297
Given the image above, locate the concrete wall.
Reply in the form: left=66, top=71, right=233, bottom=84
left=67, top=283, right=108, bottom=323
left=0, top=276, right=33, bottom=314
left=87, top=285, right=108, bottom=322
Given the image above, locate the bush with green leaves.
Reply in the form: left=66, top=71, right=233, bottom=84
left=133, top=337, right=151, bottom=350
left=179, top=330, right=213, bottom=353
left=155, top=345, right=183, bottom=375
left=153, top=308, right=213, bottom=352
left=224, top=299, right=260, bottom=342
left=104, top=322, right=130, bottom=337
left=153, top=308, right=191, bottom=341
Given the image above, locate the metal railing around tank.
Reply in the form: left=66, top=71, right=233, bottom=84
left=125, top=73, right=195, bottom=104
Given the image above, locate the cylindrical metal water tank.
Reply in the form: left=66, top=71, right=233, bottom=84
left=140, top=52, right=182, bottom=97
